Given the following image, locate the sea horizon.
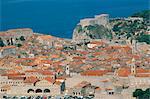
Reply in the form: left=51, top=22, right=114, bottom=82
left=1, top=0, right=149, bottom=38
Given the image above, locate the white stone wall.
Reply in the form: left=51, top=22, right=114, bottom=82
left=80, top=18, right=96, bottom=27
left=0, top=47, right=16, bottom=58
left=95, top=14, right=109, bottom=27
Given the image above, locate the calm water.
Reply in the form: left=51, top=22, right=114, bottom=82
left=1, top=0, right=149, bottom=38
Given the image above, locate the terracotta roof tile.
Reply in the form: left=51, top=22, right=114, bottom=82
left=0, top=46, right=16, bottom=50
left=24, top=76, right=39, bottom=83
left=38, top=35, right=53, bottom=40
left=81, top=70, right=109, bottom=76
left=117, top=67, right=131, bottom=77
left=45, top=77, right=55, bottom=83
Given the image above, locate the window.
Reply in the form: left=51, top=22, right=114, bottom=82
left=35, top=89, right=42, bottom=93
left=44, top=89, right=50, bottom=93
left=73, top=92, right=75, bottom=95
left=27, top=89, right=34, bottom=93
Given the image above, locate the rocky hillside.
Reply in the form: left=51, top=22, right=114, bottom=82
left=72, top=10, right=150, bottom=44
left=72, top=24, right=112, bottom=42
left=111, top=10, right=150, bottom=44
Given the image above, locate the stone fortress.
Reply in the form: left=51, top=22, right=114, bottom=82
left=79, top=14, right=110, bottom=28
left=72, top=14, right=112, bottom=43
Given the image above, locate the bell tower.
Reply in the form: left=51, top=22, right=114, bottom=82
left=65, top=64, right=70, bottom=76
left=132, top=39, right=137, bottom=54
left=131, top=58, right=136, bottom=76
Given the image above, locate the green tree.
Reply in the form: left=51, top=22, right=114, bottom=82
left=16, top=43, right=22, bottom=47
left=0, top=38, right=5, bottom=47
left=132, top=10, right=150, bottom=21
left=76, top=25, right=83, bottom=33
left=141, top=93, right=150, bottom=99
left=133, top=89, right=144, bottom=99
left=145, top=88, right=150, bottom=94
left=20, top=36, right=25, bottom=41
left=136, top=34, right=150, bottom=44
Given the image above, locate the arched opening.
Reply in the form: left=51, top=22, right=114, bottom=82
left=35, top=89, right=42, bottom=93
left=44, top=89, right=50, bottom=93
left=27, top=89, right=34, bottom=93
left=73, top=92, right=75, bottom=95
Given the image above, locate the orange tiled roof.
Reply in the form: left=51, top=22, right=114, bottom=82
left=2, top=73, right=25, bottom=79
left=78, top=51, right=89, bottom=55
left=136, top=68, right=150, bottom=73
left=117, top=67, right=131, bottom=77
left=89, top=41, right=104, bottom=45
left=25, top=69, right=39, bottom=73
left=24, top=76, right=39, bottom=83
left=15, top=66, right=22, bottom=70
left=81, top=70, right=109, bottom=76
left=129, top=54, right=140, bottom=59
left=39, top=70, right=54, bottom=75
left=41, top=60, right=52, bottom=64
left=7, top=70, right=18, bottom=74
left=0, top=46, right=16, bottom=50
left=93, top=52, right=104, bottom=56
left=51, top=54, right=60, bottom=58
left=56, top=68, right=64, bottom=72
left=73, top=56, right=86, bottom=60
left=81, top=65, right=93, bottom=71
left=38, top=35, right=53, bottom=40
left=136, top=73, right=150, bottom=77
left=56, top=76, right=66, bottom=80
left=45, top=77, right=55, bottom=83
left=105, top=88, right=113, bottom=90
left=54, top=81, right=62, bottom=85
left=25, top=69, right=54, bottom=75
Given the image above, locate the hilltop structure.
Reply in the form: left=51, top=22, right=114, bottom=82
left=72, top=14, right=112, bottom=43
left=0, top=28, right=33, bottom=46
left=79, top=14, right=110, bottom=28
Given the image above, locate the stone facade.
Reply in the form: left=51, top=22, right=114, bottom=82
left=95, top=14, right=109, bottom=27
left=79, top=14, right=109, bottom=28
left=79, top=18, right=96, bottom=27
left=0, top=76, right=24, bottom=94
left=0, top=46, right=16, bottom=58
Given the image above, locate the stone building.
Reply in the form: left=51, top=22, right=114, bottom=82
left=68, top=81, right=95, bottom=97
left=36, top=35, right=55, bottom=49
left=79, top=18, right=96, bottom=27
left=0, top=76, right=24, bottom=94
left=79, top=14, right=110, bottom=28
left=0, top=76, right=65, bottom=96
left=0, top=46, right=16, bottom=58
left=95, top=14, right=109, bottom=27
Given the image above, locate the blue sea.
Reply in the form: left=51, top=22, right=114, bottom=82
left=0, top=0, right=149, bottom=38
